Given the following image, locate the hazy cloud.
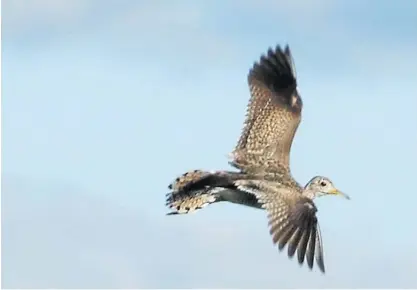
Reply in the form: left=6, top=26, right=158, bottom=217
left=2, top=0, right=95, bottom=31
left=2, top=176, right=417, bottom=288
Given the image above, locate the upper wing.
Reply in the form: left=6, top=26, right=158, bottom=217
left=231, top=45, right=302, bottom=173
left=235, top=179, right=325, bottom=273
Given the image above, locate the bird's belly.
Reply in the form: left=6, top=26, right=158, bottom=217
left=217, top=188, right=263, bottom=209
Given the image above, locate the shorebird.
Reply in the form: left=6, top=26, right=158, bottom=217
left=165, top=44, right=349, bottom=273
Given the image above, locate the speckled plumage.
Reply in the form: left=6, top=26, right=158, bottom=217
left=165, top=45, right=348, bottom=274
left=231, top=45, right=302, bottom=174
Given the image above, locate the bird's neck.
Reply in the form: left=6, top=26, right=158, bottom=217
left=302, top=188, right=317, bottom=200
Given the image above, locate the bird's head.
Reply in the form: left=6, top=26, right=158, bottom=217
left=304, top=176, right=350, bottom=200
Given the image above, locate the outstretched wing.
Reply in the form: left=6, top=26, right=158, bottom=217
left=231, top=45, right=302, bottom=173
left=235, top=179, right=325, bottom=273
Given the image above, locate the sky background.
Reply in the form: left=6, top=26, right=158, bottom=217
left=2, top=0, right=417, bottom=288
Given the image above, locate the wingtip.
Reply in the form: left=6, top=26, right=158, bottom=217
left=317, top=260, right=326, bottom=274
left=249, top=43, right=297, bottom=92
left=284, top=44, right=291, bottom=54
left=271, top=43, right=291, bottom=56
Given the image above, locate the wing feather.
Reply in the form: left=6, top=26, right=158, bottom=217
left=231, top=45, right=302, bottom=173
left=236, top=180, right=325, bottom=273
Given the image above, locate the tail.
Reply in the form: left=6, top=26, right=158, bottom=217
left=165, top=169, right=240, bottom=215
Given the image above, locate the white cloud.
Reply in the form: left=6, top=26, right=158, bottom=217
left=107, top=1, right=242, bottom=66
left=2, top=176, right=417, bottom=288
left=2, top=0, right=95, bottom=32
left=241, top=0, right=340, bottom=30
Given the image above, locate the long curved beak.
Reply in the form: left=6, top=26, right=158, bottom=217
left=330, top=188, right=350, bottom=200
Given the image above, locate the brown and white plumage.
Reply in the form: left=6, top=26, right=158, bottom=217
left=166, top=45, right=349, bottom=273
left=234, top=177, right=327, bottom=272
left=231, top=45, right=302, bottom=174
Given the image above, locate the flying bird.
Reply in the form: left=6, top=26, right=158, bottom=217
left=165, top=44, right=349, bottom=273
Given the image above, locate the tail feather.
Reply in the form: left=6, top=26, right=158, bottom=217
left=166, top=188, right=221, bottom=215
left=168, top=170, right=213, bottom=192
left=166, top=169, right=241, bottom=215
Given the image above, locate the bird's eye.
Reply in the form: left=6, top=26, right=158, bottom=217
left=320, top=181, right=327, bottom=187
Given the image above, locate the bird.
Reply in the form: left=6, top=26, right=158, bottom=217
left=165, top=44, right=350, bottom=273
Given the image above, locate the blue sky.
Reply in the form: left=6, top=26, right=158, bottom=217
left=2, top=0, right=417, bottom=288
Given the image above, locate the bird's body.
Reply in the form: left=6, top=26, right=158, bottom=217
left=166, top=44, right=349, bottom=273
